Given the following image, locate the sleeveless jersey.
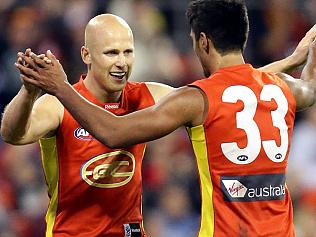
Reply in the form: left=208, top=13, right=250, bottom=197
left=187, top=64, right=296, bottom=237
left=39, top=76, right=155, bottom=237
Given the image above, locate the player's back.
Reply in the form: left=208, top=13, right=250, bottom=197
left=188, top=64, right=296, bottom=237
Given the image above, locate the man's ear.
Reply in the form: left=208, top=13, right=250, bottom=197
left=199, top=32, right=210, bottom=54
left=81, top=46, right=91, bottom=65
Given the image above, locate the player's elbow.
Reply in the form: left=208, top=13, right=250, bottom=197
left=0, top=123, right=27, bottom=145
left=96, top=137, right=126, bottom=149
left=1, top=127, right=20, bottom=145
left=296, top=87, right=316, bottom=111
left=91, top=128, right=128, bottom=149
left=103, top=134, right=130, bottom=148
left=1, top=125, right=11, bottom=143
left=105, top=140, right=123, bottom=149
left=90, top=118, right=135, bottom=148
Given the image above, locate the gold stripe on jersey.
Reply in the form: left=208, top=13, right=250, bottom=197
left=39, top=136, right=59, bottom=237
left=140, top=146, right=146, bottom=234
left=187, top=125, right=214, bottom=237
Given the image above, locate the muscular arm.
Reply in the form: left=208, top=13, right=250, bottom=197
left=15, top=52, right=207, bottom=147
left=55, top=84, right=205, bottom=147
left=1, top=85, right=39, bottom=144
left=1, top=51, right=62, bottom=144
left=276, top=37, right=316, bottom=111
left=1, top=90, right=63, bottom=145
left=276, top=73, right=315, bottom=111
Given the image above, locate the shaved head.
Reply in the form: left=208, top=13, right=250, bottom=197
left=81, top=14, right=135, bottom=97
left=85, top=14, right=133, bottom=49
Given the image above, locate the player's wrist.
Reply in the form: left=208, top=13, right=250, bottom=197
left=21, top=84, right=41, bottom=98
left=282, top=55, right=304, bottom=73
left=55, top=80, right=72, bottom=99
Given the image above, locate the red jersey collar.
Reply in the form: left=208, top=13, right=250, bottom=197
left=78, top=75, right=125, bottom=111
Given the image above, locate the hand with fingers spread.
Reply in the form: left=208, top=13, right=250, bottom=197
left=15, top=50, right=68, bottom=96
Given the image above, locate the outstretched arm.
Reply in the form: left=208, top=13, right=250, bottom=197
left=259, top=24, right=316, bottom=73
left=15, top=51, right=207, bottom=147
left=54, top=85, right=205, bottom=147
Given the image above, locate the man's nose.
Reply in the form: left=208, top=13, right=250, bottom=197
left=115, top=53, right=127, bottom=67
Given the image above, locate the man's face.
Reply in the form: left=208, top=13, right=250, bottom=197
left=190, top=29, right=211, bottom=77
left=88, top=28, right=135, bottom=93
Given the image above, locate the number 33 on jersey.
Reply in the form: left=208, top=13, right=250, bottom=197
left=221, top=84, right=289, bottom=164
left=187, top=64, right=296, bottom=237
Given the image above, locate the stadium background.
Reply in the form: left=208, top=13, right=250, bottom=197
left=0, top=0, right=316, bottom=236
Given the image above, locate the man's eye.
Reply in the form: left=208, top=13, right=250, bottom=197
left=104, top=51, right=117, bottom=56
left=124, top=50, right=133, bottom=56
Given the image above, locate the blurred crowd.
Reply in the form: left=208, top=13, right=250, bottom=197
left=0, top=0, right=316, bottom=236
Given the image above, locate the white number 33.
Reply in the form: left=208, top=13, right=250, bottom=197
left=221, top=85, right=288, bottom=164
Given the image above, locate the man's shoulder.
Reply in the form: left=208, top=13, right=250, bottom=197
left=73, top=79, right=83, bottom=91
left=125, top=81, right=145, bottom=90
left=124, top=81, right=154, bottom=96
left=36, top=93, right=62, bottom=107
left=142, top=82, right=175, bottom=103
left=124, top=81, right=153, bottom=100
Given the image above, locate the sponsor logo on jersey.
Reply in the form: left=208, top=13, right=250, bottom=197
left=124, top=224, right=131, bottom=237
left=80, top=150, right=135, bottom=188
left=221, top=180, right=247, bottom=198
left=104, top=104, right=119, bottom=110
left=74, top=127, right=94, bottom=140
left=221, top=173, right=286, bottom=202
left=124, top=223, right=141, bottom=237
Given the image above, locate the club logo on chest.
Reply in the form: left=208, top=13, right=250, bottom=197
left=81, top=150, right=135, bottom=188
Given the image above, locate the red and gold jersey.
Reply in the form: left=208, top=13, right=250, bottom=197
left=188, top=64, right=296, bottom=237
left=39, top=76, right=155, bottom=237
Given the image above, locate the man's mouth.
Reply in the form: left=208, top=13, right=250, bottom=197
left=110, top=72, right=127, bottom=80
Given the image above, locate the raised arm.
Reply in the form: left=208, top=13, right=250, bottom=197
left=276, top=37, right=316, bottom=111
left=15, top=51, right=206, bottom=147
left=1, top=53, right=63, bottom=145
left=1, top=89, right=63, bottom=145
left=259, top=24, right=316, bottom=73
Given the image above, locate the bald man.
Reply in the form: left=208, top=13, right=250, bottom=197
left=1, top=13, right=315, bottom=237
left=1, top=14, right=173, bottom=237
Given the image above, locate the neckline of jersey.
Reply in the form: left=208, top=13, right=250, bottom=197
left=216, top=63, right=253, bottom=73
left=78, top=75, right=122, bottom=110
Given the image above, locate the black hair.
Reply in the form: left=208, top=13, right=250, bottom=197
left=186, top=0, right=249, bottom=54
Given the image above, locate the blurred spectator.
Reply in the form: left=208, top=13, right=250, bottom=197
left=145, top=184, right=199, bottom=237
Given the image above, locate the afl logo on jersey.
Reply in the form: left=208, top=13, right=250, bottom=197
left=74, top=127, right=94, bottom=140
left=80, top=150, right=135, bottom=188
left=237, top=155, right=248, bottom=162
